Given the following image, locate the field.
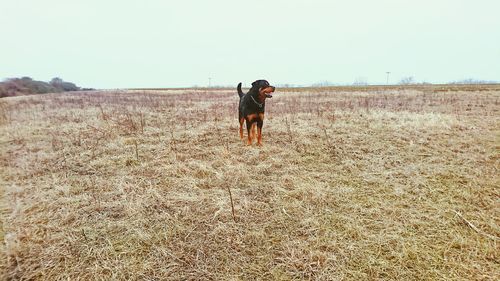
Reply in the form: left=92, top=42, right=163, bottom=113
left=0, top=85, right=499, bottom=280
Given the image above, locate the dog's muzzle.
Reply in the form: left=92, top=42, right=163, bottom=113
left=266, top=86, right=276, bottom=98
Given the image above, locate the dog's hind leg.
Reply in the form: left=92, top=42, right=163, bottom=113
left=239, top=117, right=245, bottom=139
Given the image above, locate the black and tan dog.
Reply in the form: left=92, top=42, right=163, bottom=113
left=237, top=80, right=276, bottom=145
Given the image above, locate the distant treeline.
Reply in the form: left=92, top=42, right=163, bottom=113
left=0, top=77, right=94, bottom=98
left=311, top=79, right=498, bottom=88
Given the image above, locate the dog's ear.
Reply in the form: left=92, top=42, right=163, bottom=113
left=252, top=80, right=271, bottom=89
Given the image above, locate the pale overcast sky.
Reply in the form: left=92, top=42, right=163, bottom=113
left=1, top=0, right=499, bottom=88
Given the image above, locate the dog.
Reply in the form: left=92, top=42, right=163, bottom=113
left=237, top=80, right=276, bottom=145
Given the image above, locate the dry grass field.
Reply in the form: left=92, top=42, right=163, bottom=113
left=0, top=85, right=499, bottom=280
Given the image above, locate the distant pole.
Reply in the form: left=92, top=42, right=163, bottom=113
left=208, top=77, right=212, bottom=88
left=386, top=72, right=391, bottom=85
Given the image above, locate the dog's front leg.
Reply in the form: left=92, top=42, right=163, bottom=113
left=246, top=121, right=255, bottom=145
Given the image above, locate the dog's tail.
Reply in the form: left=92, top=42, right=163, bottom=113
left=237, top=82, right=244, bottom=98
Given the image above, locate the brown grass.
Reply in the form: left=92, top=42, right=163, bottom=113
left=1, top=85, right=499, bottom=280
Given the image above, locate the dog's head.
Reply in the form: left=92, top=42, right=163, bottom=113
left=251, top=79, right=275, bottom=98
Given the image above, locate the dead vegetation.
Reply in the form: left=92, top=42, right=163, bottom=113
left=0, top=85, right=499, bottom=280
